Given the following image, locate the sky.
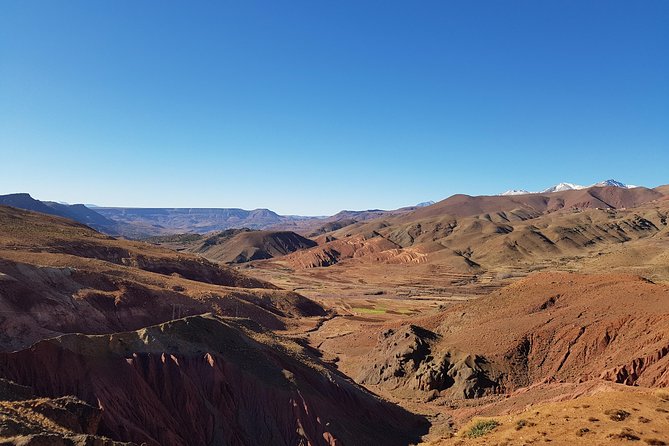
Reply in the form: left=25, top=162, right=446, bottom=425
left=1, top=1, right=667, bottom=215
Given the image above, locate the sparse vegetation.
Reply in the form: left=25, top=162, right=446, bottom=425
left=608, top=428, right=641, bottom=441
left=644, top=439, right=667, bottom=446
left=464, top=419, right=500, bottom=438
left=605, top=408, right=631, bottom=421
left=515, top=419, right=535, bottom=430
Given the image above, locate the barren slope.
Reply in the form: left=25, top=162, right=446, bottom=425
left=325, top=272, right=669, bottom=406
left=0, top=315, right=428, bottom=446
left=404, top=186, right=662, bottom=221
left=427, top=386, right=669, bottom=445
left=177, top=229, right=316, bottom=263
left=279, top=185, right=668, bottom=278
left=0, top=206, right=326, bottom=349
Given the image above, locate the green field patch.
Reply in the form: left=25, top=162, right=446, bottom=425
left=352, top=307, right=386, bottom=314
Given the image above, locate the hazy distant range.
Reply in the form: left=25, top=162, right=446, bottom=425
left=0, top=193, right=432, bottom=238
left=93, top=205, right=429, bottom=237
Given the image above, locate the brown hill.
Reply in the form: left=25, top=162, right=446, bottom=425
left=280, top=185, right=668, bottom=275
left=403, top=185, right=662, bottom=221
left=0, top=206, right=326, bottom=349
left=655, top=184, right=669, bottom=196
left=270, top=208, right=418, bottom=235
left=164, top=228, right=318, bottom=263
left=426, top=385, right=669, bottom=445
left=283, top=232, right=407, bottom=268
left=347, top=273, right=669, bottom=403
left=0, top=315, right=428, bottom=446
left=300, top=271, right=669, bottom=442
left=307, top=218, right=358, bottom=237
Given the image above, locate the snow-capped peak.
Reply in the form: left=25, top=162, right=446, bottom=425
left=415, top=201, right=436, bottom=207
left=501, top=189, right=530, bottom=196
left=498, top=179, right=641, bottom=196
left=541, top=182, right=586, bottom=193
left=593, top=179, right=638, bottom=189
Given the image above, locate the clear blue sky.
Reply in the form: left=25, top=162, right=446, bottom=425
left=1, top=1, right=667, bottom=215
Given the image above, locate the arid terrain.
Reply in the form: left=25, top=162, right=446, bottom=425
left=0, top=183, right=668, bottom=445
left=4, top=0, right=666, bottom=442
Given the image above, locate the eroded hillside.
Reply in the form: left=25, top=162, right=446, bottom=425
left=1, top=184, right=669, bottom=445
left=0, top=206, right=328, bottom=350
left=0, top=315, right=427, bottom=446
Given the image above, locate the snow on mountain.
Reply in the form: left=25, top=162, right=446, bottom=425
left=498, top=179, right=639, bottom=196
left=501, top=189, right=531, bottom=196
left=541, top=182, right=586, bottom=193
left=593, top=179, right=638, bottom=189
left=415, top=201, right=436, bottom=207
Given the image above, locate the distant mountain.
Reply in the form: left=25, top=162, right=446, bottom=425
left=150, top=228, right=319, bottom=263
left=499, top=179, right=639, bottom=196
left=541, top=182, right=586, bottom=193
left=500, top=189, right=530, bottom=196
left=0, top=193, right=421, bottom=239
left=0, top=193, right=120, bottom=234
left=593, top=179, right=638, bottom=189
left=0, top=193, right=60, bottom=215
left=43, top=202, right=119, bottom=230
left=415, top=201, right=436, bottom=207
left=4, top=182, right=648, bottom=241
left=94, top=207, right=294, bottom=235
left=274, top=207, right=419, bottom=236
left=416, top=185, right=662, bottom=221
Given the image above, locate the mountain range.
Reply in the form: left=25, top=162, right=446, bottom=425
left=0, top=193, right=435, bottom=238
left=0, top=193, right=122, bottom=233
left=0, top=180, right=652, bottom=240
left=501, top=178, right=638, bottom=195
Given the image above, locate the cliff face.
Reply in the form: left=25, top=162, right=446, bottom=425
left=0, top=315, right=428, bottom=446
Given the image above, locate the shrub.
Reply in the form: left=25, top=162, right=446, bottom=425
left=464, top=419, right=500, bottom=438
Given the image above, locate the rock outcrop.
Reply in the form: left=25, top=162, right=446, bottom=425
left=0, top=378, right=134, bottom=445
left=358, top=325, right=500, bottom=399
